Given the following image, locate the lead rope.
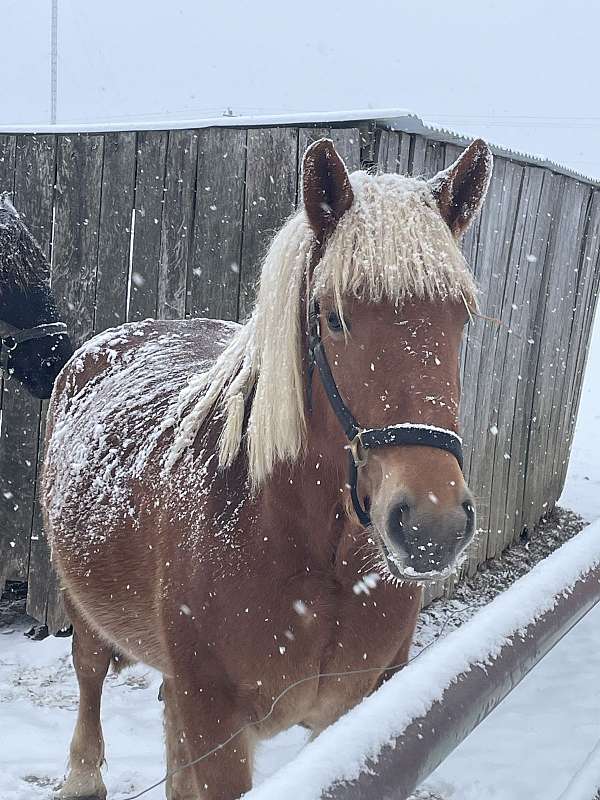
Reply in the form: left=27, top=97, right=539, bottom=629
left=119, top=601, right=481, bottom=800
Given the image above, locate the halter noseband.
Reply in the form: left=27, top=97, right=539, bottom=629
left=307, top=298, right=463, bottom=527
left=0, top=320, right=68, bottom=375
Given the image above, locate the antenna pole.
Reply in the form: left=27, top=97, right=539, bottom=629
left=50, top=0, right=58, bottom=124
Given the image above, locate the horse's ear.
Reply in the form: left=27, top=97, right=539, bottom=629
left=429, top=139, right=493, bottom=238
left=302, top=138, right=354, bottom=242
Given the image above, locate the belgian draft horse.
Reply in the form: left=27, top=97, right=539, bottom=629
left=43, top=137, right=492, bottom=799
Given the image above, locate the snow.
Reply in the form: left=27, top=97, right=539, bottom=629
left=421, top=602, right=600, bottom=800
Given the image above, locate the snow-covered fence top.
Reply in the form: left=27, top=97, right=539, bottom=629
left=0, top=114, right=599, bottom=630
left=243, top=522, right=600, bottom=800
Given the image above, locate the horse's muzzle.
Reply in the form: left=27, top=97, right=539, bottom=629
left=378, top=491, right=476, bottom=581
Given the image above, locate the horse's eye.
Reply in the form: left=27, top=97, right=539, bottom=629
left=326, top=310, right=343, bottom=332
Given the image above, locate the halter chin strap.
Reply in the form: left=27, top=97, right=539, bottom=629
left=0, top=320, right=68, bottom=376
left=307, top=298, right=463, bottom=527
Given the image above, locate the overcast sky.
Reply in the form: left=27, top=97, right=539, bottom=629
left=2, top=0, right=598, bottom=178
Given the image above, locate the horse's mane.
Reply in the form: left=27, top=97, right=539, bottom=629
left=166, top=171, right=477, bottom=489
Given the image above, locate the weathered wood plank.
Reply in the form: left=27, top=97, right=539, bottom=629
left=298, top=127, right=330, bottom=161
left=462, top=158, right=522, bottom=570
left=558, top=191, right=600, bottom=494
left=550, top=187, right=596, bottom=498
left=485, top=165, right=546, bottom=554
left=0, top=135, right=55, bottom=590
left=94, top=132, right=136, bottom=332
left=537, top=181, right=588, bottom=517
left=408, top=135, right=427, bottom=176
left=330, top=128, right=361, bottom=173
left=188, top=128, right=247, bottom=322
left=397, top=132, right=411, bottom=176
left=0, top=135, right=16, bottom=191
left=238, top=128, right=298, bottom=321
left=25, top=402, right=51, bottom=622
left=520, top=175, right=572, bottom=531
left=376, top=130, right=400, bottom=173
left=18, top=136, right=62, bottom=622
left=501, top=168, right=554, bottom=548
left=157, top=129, right=199, bottom=320
left=422, top=139, right=445, bottom=179
left=127, top=131, right=168, bottom=321
left=0, top=135, right=15, bottom=594
left=52, top=134, right=104, bottom=348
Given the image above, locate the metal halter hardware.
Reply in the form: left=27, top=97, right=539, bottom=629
left=0, top=320, right=68, bottom=376
left=306, top=298, right=464, bottom=527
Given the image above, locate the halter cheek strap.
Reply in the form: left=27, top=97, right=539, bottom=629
left=306, top=298, right=464, bottom=527
left=0, top=320, right=68, bottom=376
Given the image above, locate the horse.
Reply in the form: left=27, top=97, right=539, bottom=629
left=0, top=194, right=73, bottom=398
left=42, top=136, right=492, bottom=800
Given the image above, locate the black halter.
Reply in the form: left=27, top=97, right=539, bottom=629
left=0, top=320, right=68, bottom=375
left=307, top=298, right=464, bottom=526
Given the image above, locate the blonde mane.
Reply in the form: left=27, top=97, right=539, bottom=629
left=166, top=171, right=477, bottom=488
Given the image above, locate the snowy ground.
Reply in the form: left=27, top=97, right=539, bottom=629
left=2, top=313, right=600, bottom=799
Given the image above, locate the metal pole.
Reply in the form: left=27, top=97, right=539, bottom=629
left=50, top=0, right=58, bottom=124
left=245, top=526, right=600, bottom=800
left=321, top=568, right=600, bottom=800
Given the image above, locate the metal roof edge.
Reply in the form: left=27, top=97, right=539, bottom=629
left=0, top=108, right=597, bottom=187
left=380, top=114, right=600, bottom=187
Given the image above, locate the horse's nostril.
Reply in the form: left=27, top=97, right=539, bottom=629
left=462, top=501, right=475, bottom=532
left=387, top=500, right=412, bottom=548
left=396, top=504, right=409, bottom=527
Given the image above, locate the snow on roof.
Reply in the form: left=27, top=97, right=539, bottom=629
left=0, top=108, right=597, bottom=186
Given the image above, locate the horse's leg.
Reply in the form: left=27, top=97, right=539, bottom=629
left=58, top=605, right=111, bottom=800
left=162, top=676, right=253, bottom=800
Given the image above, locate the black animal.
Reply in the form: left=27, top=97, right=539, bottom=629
left=0, top=195, right=73, bottom=398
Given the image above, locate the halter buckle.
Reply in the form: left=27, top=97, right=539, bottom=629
left=349, top=430, right=368, bottom=467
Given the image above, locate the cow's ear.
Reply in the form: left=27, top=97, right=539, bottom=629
left=429, top=139, right=493, bottom=237
left=302, top=138, right=354, bottom=243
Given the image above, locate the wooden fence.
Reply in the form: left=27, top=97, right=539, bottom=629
left=0, top=115, right=599, bottom=630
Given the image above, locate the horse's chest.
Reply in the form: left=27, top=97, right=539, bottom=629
left=255, top=576, right=420, bottom=735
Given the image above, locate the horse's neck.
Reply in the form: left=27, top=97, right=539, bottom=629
left=259, top=430, right=353, bottom=569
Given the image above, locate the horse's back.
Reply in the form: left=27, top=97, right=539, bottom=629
left=43, top=316, right=237, bottom=574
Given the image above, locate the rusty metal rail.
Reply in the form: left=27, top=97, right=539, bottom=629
left=324, top=563, right=600, bottom=800
left=245, top=526, right=600, bottom=800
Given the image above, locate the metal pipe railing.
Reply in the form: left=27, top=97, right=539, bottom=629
left=245, top=524, right=600, bottom=800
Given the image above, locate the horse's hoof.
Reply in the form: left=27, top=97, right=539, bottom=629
left=54, top=781, right=107, bottom=800
left=55, top=795, right=106, bottom=800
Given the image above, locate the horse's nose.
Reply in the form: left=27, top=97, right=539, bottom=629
left=386, top=493, right=475, bottom=574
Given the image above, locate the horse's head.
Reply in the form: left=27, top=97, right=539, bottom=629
left=0, top=195, right=73, bottom=399
left=302, top=137, right=492, bottom=581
